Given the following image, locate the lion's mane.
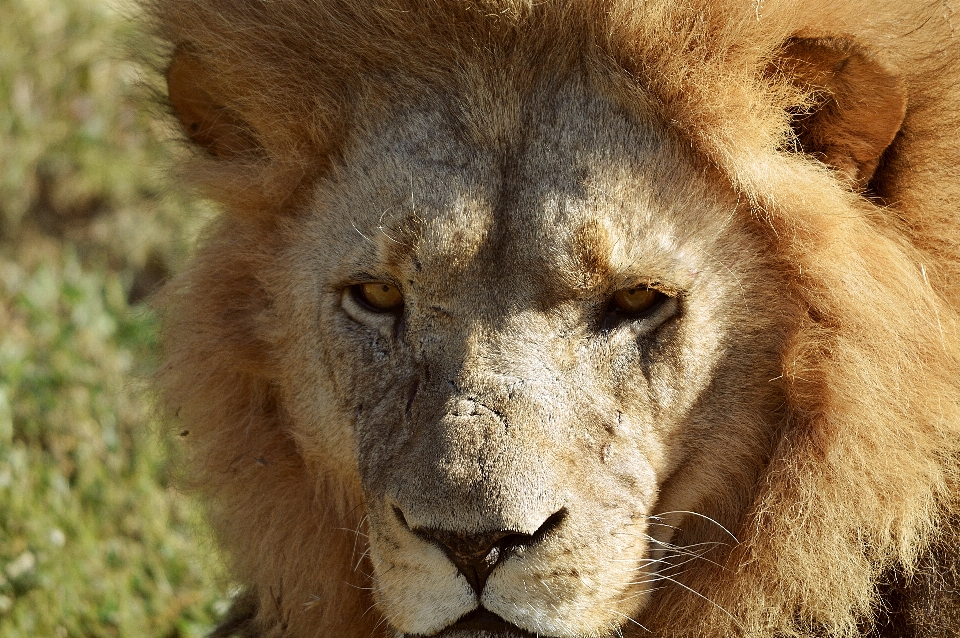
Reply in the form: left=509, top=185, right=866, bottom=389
left=145, top=0, right=960, bottom=635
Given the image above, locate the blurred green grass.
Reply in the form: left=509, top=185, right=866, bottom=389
left=0, top=0, right=230, bottom=635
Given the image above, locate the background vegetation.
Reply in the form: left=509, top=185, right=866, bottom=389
left=0, top=0, right=230, bottom=635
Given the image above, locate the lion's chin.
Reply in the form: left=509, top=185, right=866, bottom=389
left=407, top=609, right=540, bottom=638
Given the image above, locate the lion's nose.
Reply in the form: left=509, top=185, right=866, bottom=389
left=419, top=528, right=525, bottom=595
left=406, top=509, right=566, bottom=595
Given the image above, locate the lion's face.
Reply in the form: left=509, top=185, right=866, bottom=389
left=267, top=74, right=790, bottom=638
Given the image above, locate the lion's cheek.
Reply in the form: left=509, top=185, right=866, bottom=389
left=368, top=525, right=476, bottom=635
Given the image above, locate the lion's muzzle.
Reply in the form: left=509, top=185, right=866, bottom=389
left=402, top=507, right=567, bottom=596
left=358, top=346, right=661, bottom=638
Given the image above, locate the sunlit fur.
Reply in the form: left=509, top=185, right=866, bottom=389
left=145, top=1, right=960, bottom=636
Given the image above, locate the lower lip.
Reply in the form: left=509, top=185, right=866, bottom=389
left=436, top=609, right=537, bottom=636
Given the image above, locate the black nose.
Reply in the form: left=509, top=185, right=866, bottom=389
left=406, top=509, right=566, bottom=596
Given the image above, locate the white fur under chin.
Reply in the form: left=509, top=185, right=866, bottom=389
left=396, top=632, right=533, bottom=638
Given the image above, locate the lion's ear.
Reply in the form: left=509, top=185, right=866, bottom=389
left=166, top=48, right=258, bottom=157
left=775, top=37, right=907, bottom=186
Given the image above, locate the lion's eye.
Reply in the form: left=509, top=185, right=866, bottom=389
left=610, top=286, right=664, bottom=316
left=353, top=282, right=403, bottom=312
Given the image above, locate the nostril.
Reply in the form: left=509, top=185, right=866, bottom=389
left=497, top=533, right=529, bottom=554
left=409, top=507, right=568, bottom=596
left=494, top=509, right=567, bottom=556
left=533, top=508, right=567, bottom=542
left=392, top=505, right=409, bottom=529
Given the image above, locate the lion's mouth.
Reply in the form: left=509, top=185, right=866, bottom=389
left=422, top=608, right=539, bottom=637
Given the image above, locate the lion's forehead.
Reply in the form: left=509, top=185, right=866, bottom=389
left=331, top=77, right=721, bottom=308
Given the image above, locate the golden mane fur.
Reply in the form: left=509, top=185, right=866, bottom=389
left=145, top=0, right=960, bottom=636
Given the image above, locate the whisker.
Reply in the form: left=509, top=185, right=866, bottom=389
left=343, top=581, right=376, bottom=592
left=354, top=548, right=372, bottom=573
left=643, top=540, right=729, bottom=571
left=652, top=510, right=739, bottom=543
left=650, top=572, right=744, bottom=631
left=366, top=605, right=396, bottom=638
left=352, top=221, right=373, bottom=243
left=615, top=583, right=669, bottom=604
left=607, top=608, right=652, bottom=634
left=643, top=536, right=724, bottom=558
left=643, top=520, right=680, bottom=531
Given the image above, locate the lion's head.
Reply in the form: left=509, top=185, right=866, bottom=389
left=148, top=1, right=960, bottom=637
left=273, top=75, right=795, bottom=638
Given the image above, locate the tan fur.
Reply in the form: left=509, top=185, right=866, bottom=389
left=144, top=1, right=960, bottom=636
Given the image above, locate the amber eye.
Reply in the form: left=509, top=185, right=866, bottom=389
left=611, top=286, right=664, bottom=316
left=353, top=282, right=403, bottom=312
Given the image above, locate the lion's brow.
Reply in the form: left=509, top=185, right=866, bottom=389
left=561, top=218, right=615, bottom=290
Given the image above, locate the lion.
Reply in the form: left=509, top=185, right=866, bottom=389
left=144, top=0, right=960, bottom=636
